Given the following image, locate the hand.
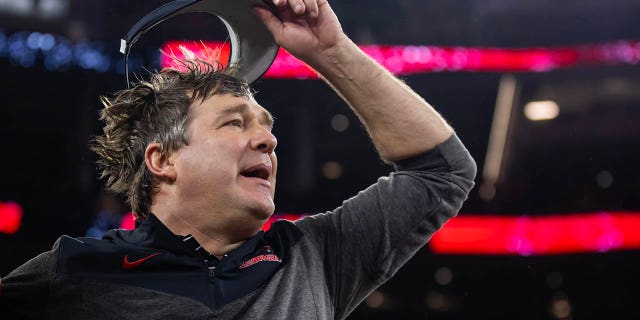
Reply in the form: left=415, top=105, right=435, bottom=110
left=252, top=0, right=347, bottom=65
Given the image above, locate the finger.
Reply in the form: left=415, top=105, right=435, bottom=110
left=271, top=0, right=287, bottom=8
left=286, top=0, right=306, bottom=15
left=302, top=0, right=318, bottom=18
left=252, top=6, right=283, bottom=37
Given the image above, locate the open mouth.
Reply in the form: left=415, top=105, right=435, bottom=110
left=240, top=164, right=271, bottom=181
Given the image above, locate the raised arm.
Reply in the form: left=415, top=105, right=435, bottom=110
left=255, top=3, right=477, bottom=318
left=253, top=0, right=453, bottom=161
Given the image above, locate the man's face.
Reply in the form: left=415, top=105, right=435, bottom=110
left=169, top=93, right=277, bottom=234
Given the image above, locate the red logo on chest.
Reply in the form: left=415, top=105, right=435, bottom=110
left=123, top=252, right=162, bottom=270
left=239, top=254, right=282, bottom=269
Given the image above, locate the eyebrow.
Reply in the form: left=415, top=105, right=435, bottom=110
left=219, top=103, right=275, bottom=127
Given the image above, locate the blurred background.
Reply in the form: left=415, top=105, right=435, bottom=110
left=1, top=0, right=639, bottom=319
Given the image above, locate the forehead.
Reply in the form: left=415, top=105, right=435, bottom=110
left=191, top=93, right=273, bottom=125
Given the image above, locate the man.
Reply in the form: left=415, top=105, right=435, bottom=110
left=0, top=0, right=476, bottom=319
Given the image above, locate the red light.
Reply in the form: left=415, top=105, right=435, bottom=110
left=116, top=209, right=640, bottom=255
left=430, top=212, right=640, bottom=255
left=120, top=213, right=136, bottom=230
left=261, top=213, right=307, bottom=231
left=0, top=201, right=23, bottom=235
left=161, top=40, right=640, bottom=78
left=161, top=41, right=232, bottom=72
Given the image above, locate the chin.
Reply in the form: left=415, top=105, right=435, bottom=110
left=241, top=198, right=274, bottom=220
left=233, top=187, right=276, bottom=221
left=253, top=204, right=275, bottom=220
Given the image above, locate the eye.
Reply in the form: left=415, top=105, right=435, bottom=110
left=225, top=119, right=243, bottom=128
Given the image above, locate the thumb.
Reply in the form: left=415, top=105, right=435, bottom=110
left=252, top=6, right=282, bottom=39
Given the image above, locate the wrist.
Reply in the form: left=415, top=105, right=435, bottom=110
left=307, top=36, right=364, bottom=79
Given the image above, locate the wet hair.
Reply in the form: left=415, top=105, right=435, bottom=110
left=91, top=60, right=253, bottom=218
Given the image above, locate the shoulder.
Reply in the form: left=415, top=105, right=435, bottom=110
left=264, top=220, right=302, bottom=240
left=54, top=232, right=154, bottom=275
left=263, top=220, right=304, bottom=258
left=56, top=233, right=126, bottom=254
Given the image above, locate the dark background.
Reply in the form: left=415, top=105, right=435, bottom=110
left=1, top=0, right=639, bottom=319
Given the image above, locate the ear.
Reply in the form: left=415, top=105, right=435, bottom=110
left=144, top=143, right=177, bottom=182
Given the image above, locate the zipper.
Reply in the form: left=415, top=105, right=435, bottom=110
left=205, top=255, right=226, bottom=309
left=208, top=266, right=216, bottom=282
left=207, top=265, right=216, bottom=309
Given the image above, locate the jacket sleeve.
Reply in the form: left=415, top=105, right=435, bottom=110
left=0, top=238, right=59, bottom=319
left=294, top=133, right=476, bottom=319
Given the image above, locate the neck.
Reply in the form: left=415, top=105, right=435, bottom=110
left=153, top=211, right=248, bottom=256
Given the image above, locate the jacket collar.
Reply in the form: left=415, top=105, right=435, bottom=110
left=105, top=213, right=267, bottom=264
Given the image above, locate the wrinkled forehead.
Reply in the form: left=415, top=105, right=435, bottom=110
left=222, top=98, right=275, bottom=127
left=186, top=85, right=254, bottom=103
left=189, top=92, right=274, bottom=127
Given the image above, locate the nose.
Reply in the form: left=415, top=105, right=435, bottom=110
left=249, top=122, right=277, bottom=154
